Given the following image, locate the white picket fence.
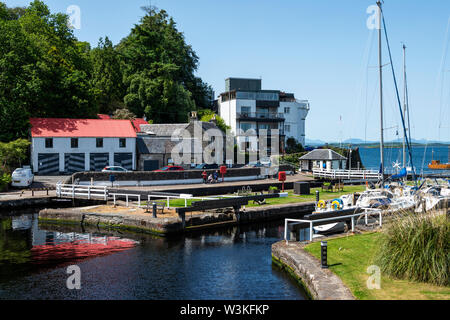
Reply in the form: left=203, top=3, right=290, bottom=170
left=313, top=169, right=382, bottom=180
left=56, top=183, right=108, bottom=200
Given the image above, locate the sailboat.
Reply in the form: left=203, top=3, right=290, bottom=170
left=375, top=1, right=417, bottom=184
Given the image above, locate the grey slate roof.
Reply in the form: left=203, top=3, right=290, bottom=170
left=137, top=136, right=178, bottom=154
left=140, top=121, right=222, bottom=137
left=299, top=149, right=347, bottom=161
left=140, top=124, right=188, bottom=137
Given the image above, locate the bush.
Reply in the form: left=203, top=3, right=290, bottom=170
left=375, top=213, right=449, bottom=286
left=0, top=171, right=11, bottom=192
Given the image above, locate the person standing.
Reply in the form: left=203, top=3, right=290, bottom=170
left=202, top=170, right=207, bottom=184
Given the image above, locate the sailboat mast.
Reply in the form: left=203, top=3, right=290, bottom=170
left=403, top=44, right=407, bottom=168
left=378, top=1, right=385, bottom=186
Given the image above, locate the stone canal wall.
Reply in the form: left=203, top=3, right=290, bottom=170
left=65, top=165, right=295, bottom=187
left=39, top=202, right=315, bottom=236
left=272, top=241, right=355, bottom=300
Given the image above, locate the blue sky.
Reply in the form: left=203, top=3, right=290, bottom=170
left=5, top=0, right=450, bottom=143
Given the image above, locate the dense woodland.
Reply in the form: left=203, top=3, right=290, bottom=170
left=0, top=0, right=214, bottom=143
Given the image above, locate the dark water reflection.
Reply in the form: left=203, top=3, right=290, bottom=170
left=0, top=214, right=307, bottom=300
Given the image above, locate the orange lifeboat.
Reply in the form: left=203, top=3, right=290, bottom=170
left=428, top=160, right=450, bottom=170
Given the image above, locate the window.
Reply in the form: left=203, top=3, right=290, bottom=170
left=71, top=138, right=78, bottom=149
left=96, top=138, right=103, bottom=148
left=284, top=107, right=291, bottom=114
left=119, top=138, right=126, bottom=148
left=240, top=123, right=252, bottom=132
left=45, top=138, right=53, bottom=149
left=241, top=106, right=251, bottom=116
left=285, top=125, right=291, bottom=133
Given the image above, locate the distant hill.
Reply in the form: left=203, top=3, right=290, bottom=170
left=306, top=138, right=449, bottom=147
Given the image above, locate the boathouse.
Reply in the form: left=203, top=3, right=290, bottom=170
left=30, top=118, right=137, bottom=175
left=299, top=149, right=347, bottom=172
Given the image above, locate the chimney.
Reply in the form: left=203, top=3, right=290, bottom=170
left=210, top=114, right=217, bottom=126
left=189, top=111, right=198, bottom=123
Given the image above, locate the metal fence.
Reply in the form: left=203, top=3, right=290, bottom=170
left=313, top=169, right=382, bottom=180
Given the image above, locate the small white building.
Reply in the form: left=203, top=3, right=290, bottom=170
left=30, top=118, right=137, bottom=175
left=299, top=149, right=347, bottom=172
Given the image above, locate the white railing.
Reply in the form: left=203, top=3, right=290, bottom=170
left=144, top=194, right=238, bottom=209
left=313, top=169, right=382, bottom=180
left=284, top=208, right=383, bottom=242
left=56, top=183, right=108, bottom=200
left=110, top=193, right=141, bottom=207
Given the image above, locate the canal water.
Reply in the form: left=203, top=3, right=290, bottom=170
left=0, top=213, right=307, bottom=300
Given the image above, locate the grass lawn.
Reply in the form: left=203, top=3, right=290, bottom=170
left=246, top=186, right=366, bottom=208
left=304, top=233, right=450, bottom=300
left=146, top=186, right=367, bottom=208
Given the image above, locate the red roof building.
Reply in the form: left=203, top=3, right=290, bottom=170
left=97, top=114, right=112, bottom=120
left=131, top=118, right=149, bottom=133
left=30, top=118, right=137, bottom=138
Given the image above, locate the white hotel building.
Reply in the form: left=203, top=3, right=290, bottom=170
left=218, top=78, right=310, bottom=153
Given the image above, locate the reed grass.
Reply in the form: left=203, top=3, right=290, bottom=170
left=375, top=211, right=449, bottom=286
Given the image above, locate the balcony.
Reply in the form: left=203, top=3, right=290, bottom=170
left=237, top=129, right=285, bottom=137
left=237, top=112, right=285, bottom=122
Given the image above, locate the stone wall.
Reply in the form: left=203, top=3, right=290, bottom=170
left=272, top=241, right=355, bottom=300
left=65, top=165, right=295, bottom=184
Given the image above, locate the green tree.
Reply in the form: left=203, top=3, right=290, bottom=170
left=0, top=139, right=31, bottom=172
left=0, top=1, right=97, bottom=142
left=91, top=36, right=125, bottom=114
left=285, top=138, right=304, bottom=154
left=112, top=108, right=136, bottom=120
left=118, top=7, right=207, bottom=123
left=198, top=109, right=230, bottom=133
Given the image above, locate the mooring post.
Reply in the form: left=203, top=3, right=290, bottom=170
left=321, top=241, right=329, bottom=269
left=152, top=202, right=157, bottom=218
left=234, top=205, right=241, bottom=223
left=315, top=190, right=320, bottom=205
left=178, top=211, right=186, bottom=228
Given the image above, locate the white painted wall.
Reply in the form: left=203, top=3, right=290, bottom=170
left=282, top=100, right=310, bottom=146
left=31, top=137, right=136, bottom=173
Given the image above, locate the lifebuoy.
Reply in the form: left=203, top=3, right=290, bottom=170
left=331, top=199, right=343, bottom=210
left=318, top=200, right=327, bottom=209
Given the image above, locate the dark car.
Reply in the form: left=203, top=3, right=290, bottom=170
left=195, top=164, right=219, bottom=170
left=154, top=166, right=185, bottom=172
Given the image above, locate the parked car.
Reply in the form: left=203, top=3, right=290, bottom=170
left=245, top=161, right=265, bottom=168
left=102, top=166, right=129, bottom=173
left=194, top=164, right=219, bottom=170
left=11, top=167, right=34, bottom=188
left=154, top=166, right=185, bottom=172
left=259, top=157, right=272, bottom=167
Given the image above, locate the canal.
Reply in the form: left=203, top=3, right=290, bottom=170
left=0, top=212, right=308, bottom=300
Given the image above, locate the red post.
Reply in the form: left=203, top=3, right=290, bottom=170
left=220, top=166, right=227, bottom=183
left=278, top=172, right=287, bottom=192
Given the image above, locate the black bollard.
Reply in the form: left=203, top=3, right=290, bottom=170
left=152, top=202, right=157, bottom=218
left=316, top=190, right=320, bottom=203
left=321, top=241, right=328, bottom=269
